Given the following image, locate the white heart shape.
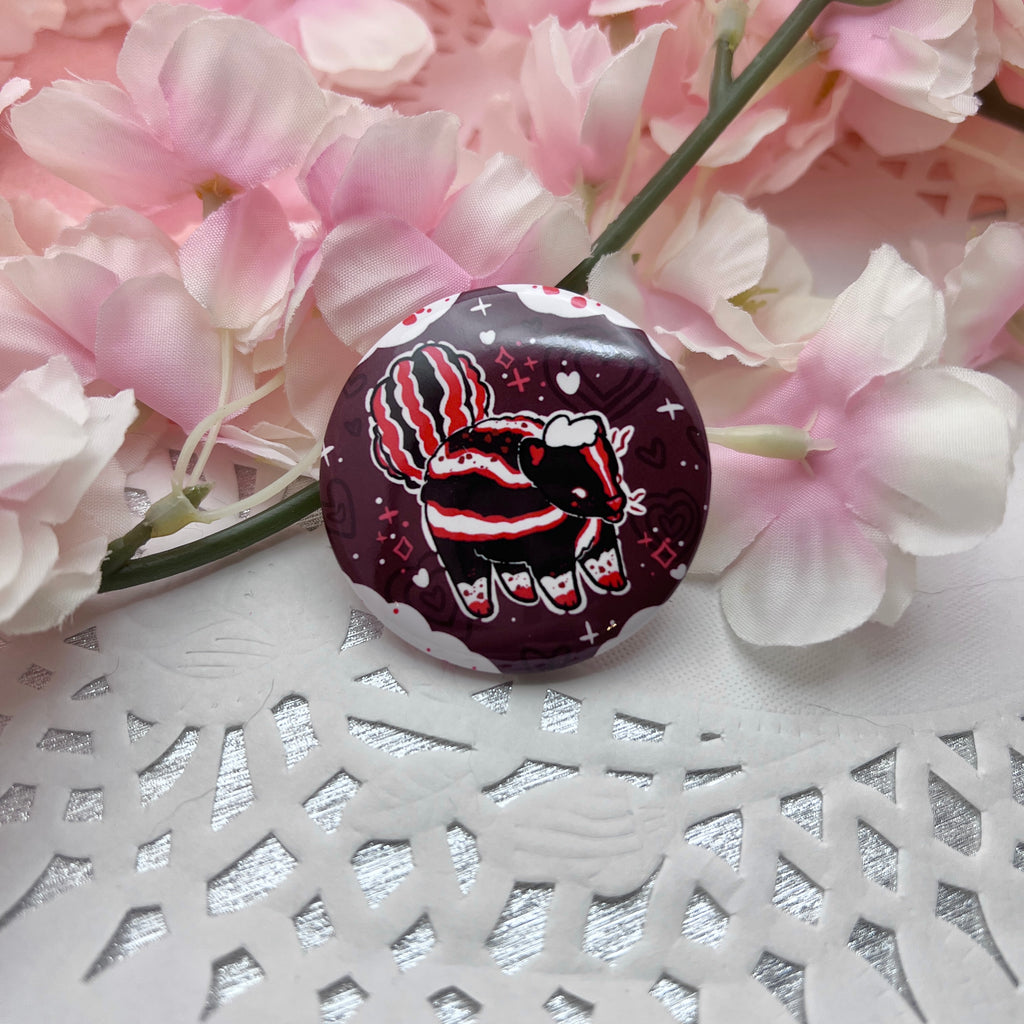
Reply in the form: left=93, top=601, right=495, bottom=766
left=412, top=568, right=430, bottom=588
left=670, top=562, right=688, bottom=580
left=479, top=330, right=496, bottom=345
left=556, top=370, right=580, bottom=395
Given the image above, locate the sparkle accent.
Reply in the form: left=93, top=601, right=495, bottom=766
left=64, top=788, right=104, bottom=822
left=612, top=713, right=665, bottom=743
left=649, top=974, right=698, bottom=1023
left=680, top=886, right=728, bottom=947
left=771, top=857, right=823, bottom=924
left=138, top=727, right=200, bottom=805
left=206, top=834, right=298, bottom=915
left=540, top=690, right=581, bottom=734
left=847, top=919, right=925, bottom=1021
left=684, top=811, right=743, bottom=869
left=858, top=820, right=898, bottom=891
left=471, top=682, right=512, bottom=713
left=38, top=728, right=93, bottom=755
left=84, top=907, right=168, bottom=980
left=752, top=952, right=806, bottom=1022
left=583, top=868, right=659, bottom=963
left=351, top=840, right=414, bottom=909
left=935, top=882, right=1018, bottom=984
left=430, top=987, right=480, bottom=1023
left=683, top=765, right=742, bottom=790
left=72, top=676, right=110, bottom=700
left=446, top=822, right=479, bottom=895
left=339, top=609, right=384, bottom=651
left=483, top=760, right=578, bottom=806
left=650, top=539, right=678, bottom=568
left=0, top=784, right=36, bottom=824
left=929, top=771, right=981, bottom=855
left=487, top=882, right=554, bottom=974
left=319, top=977, right=367, bottom=1023
left=781, top=788, right=823, bottom=839
left=495, top=345, right=515, bottom=369
left=393, top=535, right=414, bottom=561
left=201, top=949, right=264, bottom=1020
left=470, top=297, right=491, bottom=315
left=136, top=833, right=172, bottom=872
left=349, top=717, right=471, bottom=757
left=272, top=695, right=318, bottom=767
left=0, top=855, right=92, bottom=930
left=657, top=400, right=685, bottom=420
left=63, top=626, right=99, bottom=651
left=304, top=769, right=361, bottom=834
left=293, top=896, right=336, bottom=951
left=392, top=914, right=436, bottom=971
left=354, top=667, right=406, bottom=695
left=851, top=749, right=897, bottom=802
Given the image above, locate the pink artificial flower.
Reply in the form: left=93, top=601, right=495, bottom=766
left=0, top=356, right=137, bottom=634
left=9, top=3, right=327, bottom=210
left=520, top=17, right=670, bottom=194
left=589, top=192, right=830, bottom=368
left=640, top=1, right=849, bottom=198
left=0, top=206, right=179, bottom=389
left=819, top=0, right=998, bottom=155
left=167, top=0, right=434, bottom=96
left=299, top=107, right=592, bottom=360
left=691, top=245, right=1022, bottom=646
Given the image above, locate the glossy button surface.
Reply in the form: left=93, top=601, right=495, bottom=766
left=321, top=285, right=711, bottom=673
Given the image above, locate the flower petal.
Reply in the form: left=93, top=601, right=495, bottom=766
left=720, top=498, right=889, bottom=645
left=179, top=187, right=297, bottom=341
left=431, top=153, right=589, bottom=284
left=848, top=366, right=1021, bottom=556
left=96, top=273, right=225, bottom=432
left=314, top=216, right=472, bottom=355
left=802, top=245, right=944, bottom=395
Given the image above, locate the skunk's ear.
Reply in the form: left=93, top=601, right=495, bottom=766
left=523, top=439, right=546, bottom=468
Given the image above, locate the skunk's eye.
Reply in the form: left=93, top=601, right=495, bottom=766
left=572, top=486, right=588, bottom=499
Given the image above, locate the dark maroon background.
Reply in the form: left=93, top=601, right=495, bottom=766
left=321, top=286, right=711, bottom=672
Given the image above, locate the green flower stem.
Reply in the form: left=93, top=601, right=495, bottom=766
left=978, top=81, right=1024, bottom=134
left=557, top=0, right=836, bottom=293
left=98, top=482, right=321, bottom=591
left=709, top=35, right=737, bottom=115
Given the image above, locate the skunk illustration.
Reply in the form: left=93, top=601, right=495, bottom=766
left=368, top=341, right=644, bottom=619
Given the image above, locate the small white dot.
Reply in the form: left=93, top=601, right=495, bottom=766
left=502, top=373, right=508, bottom=380
left=375, top=497, right=382, bottom=505
left=561, top=360, right=567, bottom=366
left=390, top=533, right=396, bottom=539
left=352, top=553, right=359, bottom=560
left=680, top=461, right=687, bottom=467
left=378, top=559, right=385, bottom=565
left=652, top=527, right=659, bottom=533
left=703, top=505, right=708, bottom=511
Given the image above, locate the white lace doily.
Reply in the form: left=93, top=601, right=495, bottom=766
left=2, top=409, right=1024, bottom=1024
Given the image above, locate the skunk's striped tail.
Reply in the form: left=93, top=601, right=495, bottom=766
left=368, top=341, right=493, bottom=489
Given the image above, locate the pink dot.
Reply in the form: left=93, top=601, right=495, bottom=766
left=571, top=295, right=586, bottom=308
left=543, top=286, right=559, bottom=295
left=393, top=608, right=400, bottom=614
left=402, top=521, right=409, bottom=528
left=402, top=314, right=417, bottom=325
left=540, top=381, right=546, bottom=387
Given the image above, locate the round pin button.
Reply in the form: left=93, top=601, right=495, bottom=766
left=321, top=285, right=711, bottom=673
